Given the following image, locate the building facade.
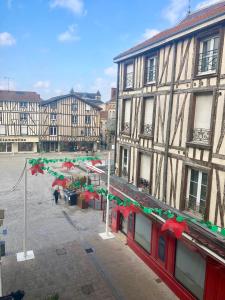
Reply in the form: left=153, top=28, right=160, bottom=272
left=112, top=2, right=225, bottom=300
left=40, top=93, right=101, bottom=152
left=0, top=91, right=40, bottom=153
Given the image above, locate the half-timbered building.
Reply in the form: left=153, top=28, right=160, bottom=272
left=40, top=92, right=101, bottom=152
left=112, top=2, right=225, bottom=300
left=0, top=90, right=40, bottom=153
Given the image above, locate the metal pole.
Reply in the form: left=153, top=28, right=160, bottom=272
left=105, top=151, right=110, bottom=235
left=0, top=250, right=2, bottom=296
left=23, top=159, right=27, bottom=258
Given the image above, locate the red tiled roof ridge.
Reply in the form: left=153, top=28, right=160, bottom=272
left=114, top=0, right=225, bottom=61
left=0, top=90, right=41, bottom=102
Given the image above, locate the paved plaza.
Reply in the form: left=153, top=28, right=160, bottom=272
left=0, top=153, right=177, bottom=300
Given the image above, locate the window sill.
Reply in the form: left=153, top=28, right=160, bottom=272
left=186, top=141, right=211, bottom=150
left=123, top=87, right=134, bottom=92
left=144, top=81, right=156, bottom=86
left=139, top=133, right=153, bottom=140
left=120, top=131, right=131, bottom=137
left=194, top=71, right=217, bottom=79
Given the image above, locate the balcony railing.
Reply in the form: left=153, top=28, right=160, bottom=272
left=143, top=124, right=153, bottom=136
left=192, top=128, right=211, bottom=144
left=125, top=72, right=133, bottom=89
left=138, top=178, right=150, bottom=193
left=122, top=122, right=130, bottom=134
left=198, top=49, right=218, bottom=74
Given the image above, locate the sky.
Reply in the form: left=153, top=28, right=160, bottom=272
left=0, top=0, right=222, bottom=101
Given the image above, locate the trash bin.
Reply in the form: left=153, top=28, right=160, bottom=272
left=0, top=240, right=5, bottom=257
left=68, top=192, right=77, bottom=206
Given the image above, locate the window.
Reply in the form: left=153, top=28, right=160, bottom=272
left=72, top=102, right=78, bottom=111
left=124, top=63, right=134, bottom=89
left=192, top=93, right=212, bottom=144
left=50, top=102, right=57, bottom=109
left=0, top=113, right=2, bottom=122
left=145, top=56, right=157, bottom=83
left=0, top=125, right=6, bottom=135
left=134, top=213, right=152, bottom=252
left=120, top=214, right=128, bottom=235
left=122, top=99, right=131, bottom=133
left=21, top=125, right=28, bottom=135
left=175, top=240, right=206, bottom=300
left=158, top=236, right=166, bottom=262
left=0, top=102, right=3, bottom=108
left=121, top=148, right=129, bottom=177
left=85, top=127, right=91, bottom=136
left=186, top=168, right=208, bottom=216
left=72, top=115, right=78, bottom=124
left=49, top=126, right=57, bottom=136
left=85, top=105, right=91, bottom=112
left=20, top=113, right=28, bottom=122
left=0, top=143, right=11, bottom=152
left=50, top=113, right=57, bottom=121
left=142, top=98, right=154, bottom=136
left=198, top=36, right=219, bottom=74
left=19, top=102, right=28, bottom=108
left=18, top=142, right=33, bottom=152
left=85, top=115, right=91, bottom=124
left=138, top=154, right=151, bottom=192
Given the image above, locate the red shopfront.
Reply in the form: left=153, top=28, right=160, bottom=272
left=109, top=186, right=225, bottom=300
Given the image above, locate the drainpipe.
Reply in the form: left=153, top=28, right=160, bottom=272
left=163, top=42, right=177, bottom=203
left=113, top=63, right=120, bottom=174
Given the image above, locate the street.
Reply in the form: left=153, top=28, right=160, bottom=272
left=0, top=153, right=177, bottom=300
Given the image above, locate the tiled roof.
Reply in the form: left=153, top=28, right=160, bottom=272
left=114, top=1, right=225, bottom=61
left=0, top=90, right=41, bottom=102
left=41, top=93, right=102, bottom=110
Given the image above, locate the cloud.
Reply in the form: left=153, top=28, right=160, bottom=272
left=0, top=32, right=16, bottom=46
left=58, top=24, right=80, bottom=42
left=196, top=0, right=222, bottom=9
left=91, top=77, right=116, bottom=101
left=163, top=0, right=189, bottom=24
left=104, top=65, right=117, bottom=77
left=142, top=28, right=160, bottom=40
left=50, top=0, right=85, bottom=15
left=33, top=80, right=50, bottom=89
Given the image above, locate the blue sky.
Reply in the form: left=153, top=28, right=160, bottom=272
left=0, top=0, right=221, bottom=101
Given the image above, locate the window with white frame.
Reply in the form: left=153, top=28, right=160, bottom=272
left=134, top=213, right=152, bottom=252
left=145, top=56, right=157, bottom=83
left=143, top=97, right=154, bottom=136
left=0, top=125, right=6, bottom=135
left=50, top=113, right=57, bottom=121
left=85, top=115, right=91, bottom=124
left=125, top=63, right=134, bottom=89
left=0, top=102, right=3, bottom=108
left=139, top=153, right=150, bottom=192
left=49, top=126, right=57, bottom=136
left=21, top=125, right=28, bottom=135
left=121, top=148, right=129, bottom=177
left=175, top=240, right=206, bottom=300
left=72, top=115, right=78, bottom=124
left=50, top=102, right=57, bottom=109
left=0, top=112, right=2, bottom=122
left=122, top=99, right=131, bottom=133
left=198, top=36, right=219, bottom=74
left=85, top=104, right=91, bottom=111
left=20, top=113, right=28, bottom=122
left=192, top=93, right=212, bottom=144
left=19, top=102, right=28, bottom=108
left=186, top=168, right=208, bottom=216
left=72, top=102, right=78, bottom=111
left=85, top=127, right=91, bottom=136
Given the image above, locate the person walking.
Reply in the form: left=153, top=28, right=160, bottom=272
left=53, top=189, right=59, bottom=204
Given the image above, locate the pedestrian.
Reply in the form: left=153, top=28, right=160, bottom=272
left=53, top=189, right=59, bottom=204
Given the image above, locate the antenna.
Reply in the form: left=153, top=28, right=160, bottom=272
left=3, top=76, right=13, bottom=91
left=188, top=0, right=191, bottom=14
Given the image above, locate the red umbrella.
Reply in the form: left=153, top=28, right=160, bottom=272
left=62, top=162, right=75, bottom=170
left=52, top=178, right=70, bottom=188
left=161, top=218, right=190, bottom=239
left=30, top=164, right=44, bottom=175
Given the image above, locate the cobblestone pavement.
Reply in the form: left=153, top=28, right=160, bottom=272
left=0, top=153, right=177, bottom=300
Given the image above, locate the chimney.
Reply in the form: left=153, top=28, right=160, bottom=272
left=111, top=88, right=117, bottom=100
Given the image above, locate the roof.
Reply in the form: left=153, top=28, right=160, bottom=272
left=114, top=1, right=225, bottom=61
left=41, top=93, right=102, bottom=110
left=0, top=90, right=41, bottom=102
left=75, top=91, right=101, bottom=100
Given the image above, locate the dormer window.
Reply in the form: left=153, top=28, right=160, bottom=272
left=50, top=102, right=57, bottom=109
left=124, top=62, right=134, bottom=89
left=198, top=36, right=219, bottom=75
left=145, top=56, right=157, bottom=83
left=20, top=102, right=28, bottom=108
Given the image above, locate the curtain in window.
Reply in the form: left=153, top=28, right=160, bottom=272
left=194, top=94, right=212, bottom=129
left=140, top=154, right=150, bottom=180
left=135, top=213, right=152, bottom=252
